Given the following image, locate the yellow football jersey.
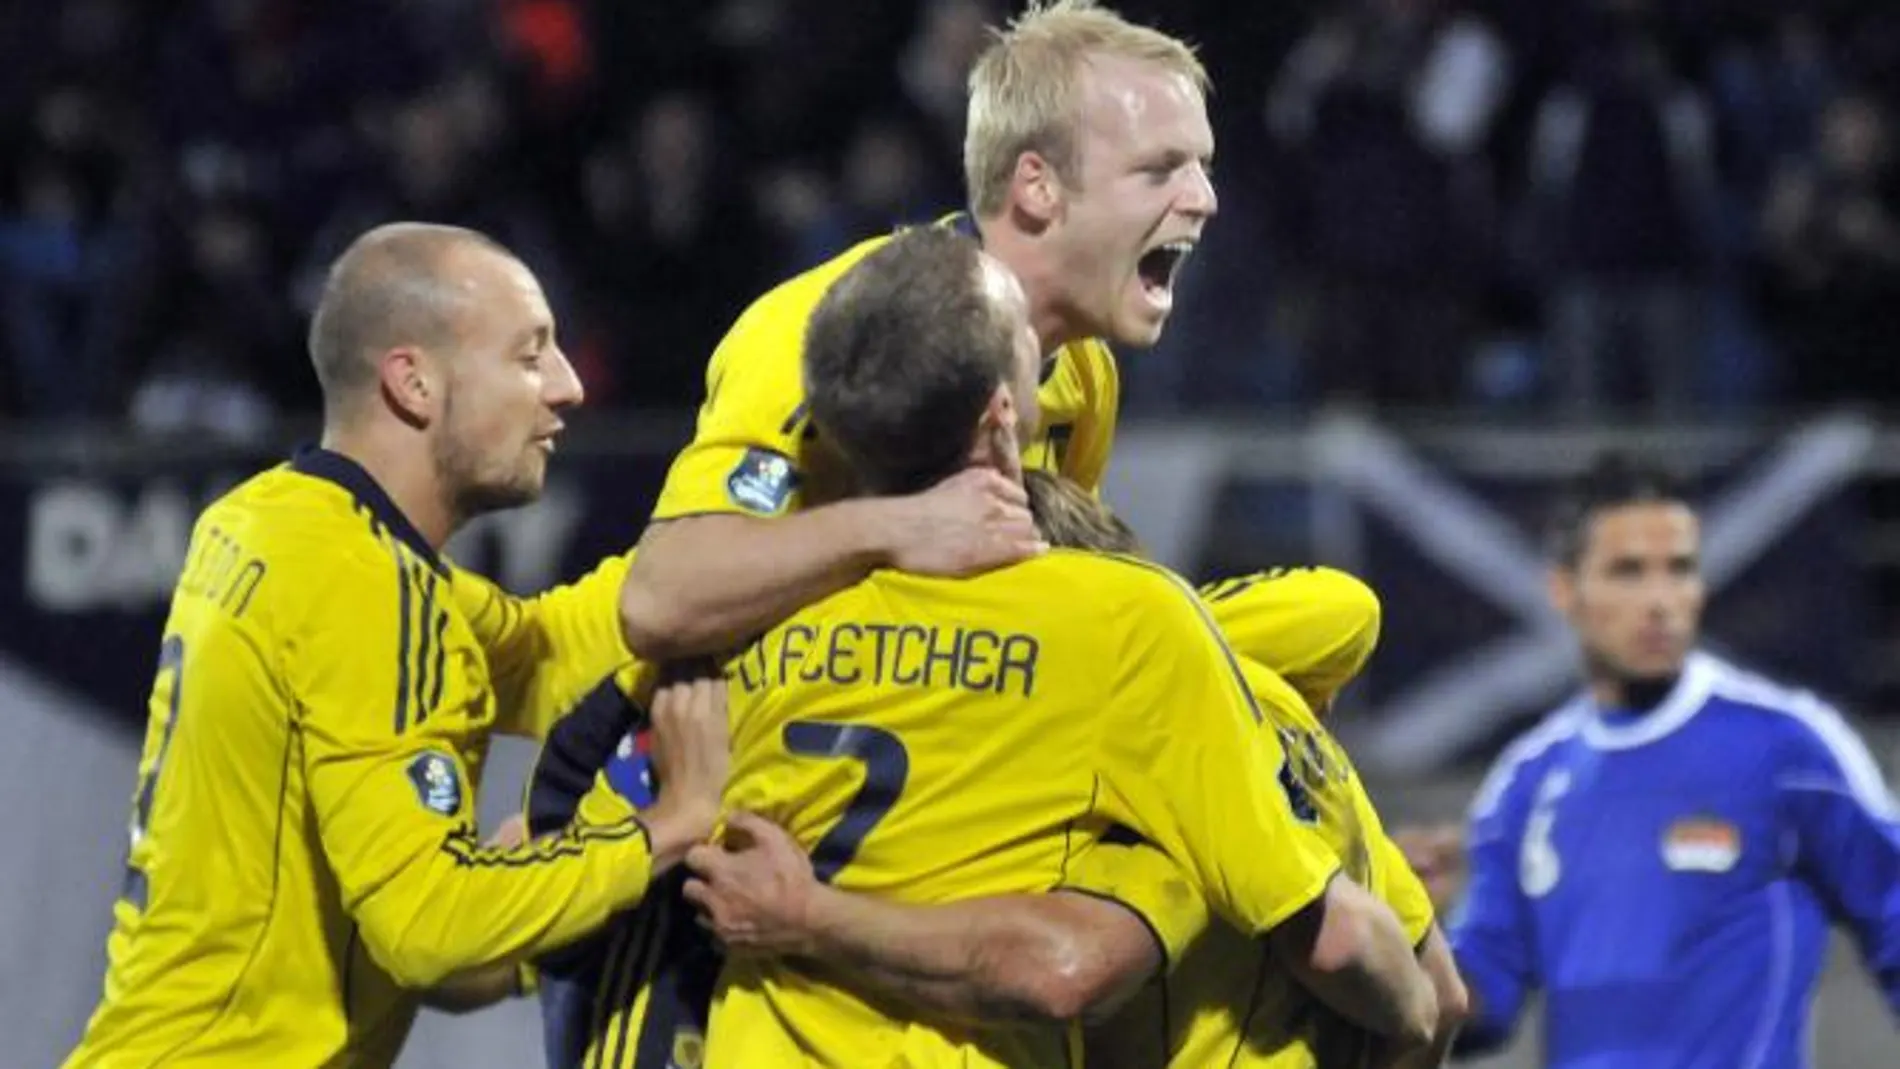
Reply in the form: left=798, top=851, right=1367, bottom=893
left=1078, top=658, right=1436, bottom=1069
left=66, top=449, right=650, bottom=1069
left=567, top=566, right=1371, bottom=1068
left=704, top=550, right=1343, bottom=1069
left=649, top=225, right=1119, bottom=522
left=1201, top=567, right=1382, bottom=711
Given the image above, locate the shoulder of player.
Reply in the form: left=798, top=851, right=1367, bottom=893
left=210, top=465, right=433, bottom=609
left=1030, top=549, right=1216, bottom=626
left=724, top=235, right=891, bottom=341
left=1469, top=702, right=1587, bottom=821
left=1695, top=655, right=1883, bottom=779
left=1204, top=566, right=1382, bottom=621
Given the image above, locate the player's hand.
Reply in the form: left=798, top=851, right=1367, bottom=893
left=682, top=811, right=821, bottom=958
left=1391, top=824, right=1467, bottom=913
left=643, top=674, right=730, bottom=856
left=884, top=467, right=1047, bottom=577
left=484, top=813, right=530, bottom=850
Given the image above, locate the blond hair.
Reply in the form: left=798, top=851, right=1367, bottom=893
left=964, top=0, right=1208, bottom=217
left=1024, top=469, right=1144, bottom=554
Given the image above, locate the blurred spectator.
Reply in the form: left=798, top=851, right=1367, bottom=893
left=1708, top=13, right=1838, bottom=211
left=897, top=0, right=1001, bottom=172
left=1518, top=1, right=1717, bottom=418
left=124, top=195, right=286, bottom=440
left=1268, top=0, right=1508, bottom=405
left=1760, top=91, right=1900, bottom=404
left=0, top=84, right=147, bottom=419
left=569, top=90, right=777, bottom=405
left=792, top=114, right=961, bottom=267
left=3, top=0, right=1900, bottom=422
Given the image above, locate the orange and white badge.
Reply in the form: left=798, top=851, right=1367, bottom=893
left=1661, top=817, right=1742, bottom=873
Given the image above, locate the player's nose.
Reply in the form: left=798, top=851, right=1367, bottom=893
left=1179, top=162, right=1218, bottom=220
left=543, top=343, right=585, bottom=410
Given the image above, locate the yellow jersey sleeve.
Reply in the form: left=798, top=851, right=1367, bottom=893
left=1092, top=562, right=1341, bottom=938
left=649, top=237, right=887, bottom=522
left=1200, top=567, right=1382, bottom=710
left=452, top=552, right=637, bottom=741
left=1058, top=839, right=1209, bottom=969
left=292, top=549, right=659, bottom=988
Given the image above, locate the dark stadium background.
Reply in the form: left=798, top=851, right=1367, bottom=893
left=2, top=1, right=1896, bottom=1065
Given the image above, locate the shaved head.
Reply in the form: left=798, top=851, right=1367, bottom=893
left=307, top=222, right=513, bottom=420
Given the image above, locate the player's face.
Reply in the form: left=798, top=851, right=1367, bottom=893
left=1050, top=56, right=1216, bottom=349
left=1553, top=502, right=1704, bottom=688
left=433, top=249, right=584, bottom=515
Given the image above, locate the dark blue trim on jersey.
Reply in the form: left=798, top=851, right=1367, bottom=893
left=939, top=210, right=980, bottom=241
left=291, top=445, right=446, bottom=574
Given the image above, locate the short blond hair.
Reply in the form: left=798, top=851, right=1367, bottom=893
left=965, top=0, right=1208, bottom=217
left=1025, top=469, right=1144, bottom=554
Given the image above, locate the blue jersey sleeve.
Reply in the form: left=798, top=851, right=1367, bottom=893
left=1776, top=701, right=1900, bottom=1013
left=1449, top=743, right=1543, bottom=1053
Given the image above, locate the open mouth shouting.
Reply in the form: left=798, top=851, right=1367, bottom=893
left=1135, top=238, right=1196, bottom=314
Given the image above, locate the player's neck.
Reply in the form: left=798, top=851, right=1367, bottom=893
left=1587, top=673, right=1677, bottom=714
left=319, top=425, right=458, bottom=550
left=976, top=215, right=1083, bottom=355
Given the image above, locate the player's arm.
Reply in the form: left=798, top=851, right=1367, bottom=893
left=452, top=552, right=638, bottom=740
left=421, top=961, right=533, bottom=1014
left=295, top=560, right=727, bottom=988
left=684, top=814, right=1172, bottom=1025
left=1359, top=786, right=1470, bottom=1064
left=1095, top=573, right=1436, bottom=1046
left=1445, top=753, right=1541, bottom=1053
left=619, top=307, right=1041, bottom=662
left=1373, top=926, right=1469, bottom=1069
left=625, top=473, right=1043, bottom=661
left=1200, top=567, right=1382, bottom=711
left=685, top=815, right=1190, bottom=1026
left=1776, top=702, right=1900, bottom=1012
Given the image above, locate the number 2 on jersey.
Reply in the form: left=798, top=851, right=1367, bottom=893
left=122, top=635, right=186, bottom=909
left=782, top=721, right=908, bottom=883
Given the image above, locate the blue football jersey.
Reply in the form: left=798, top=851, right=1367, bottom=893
left=1450, top=652, right=1900, bottom=1068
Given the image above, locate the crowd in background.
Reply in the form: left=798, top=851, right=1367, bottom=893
left=3, top=0, right=1899, bottom=437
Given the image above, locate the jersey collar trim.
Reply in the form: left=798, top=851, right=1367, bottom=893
left=290, top=445, right=447, bottom=574
left=1579, top=651, right=1716, bottom=750
left=936, top=211, right=981, bottom=242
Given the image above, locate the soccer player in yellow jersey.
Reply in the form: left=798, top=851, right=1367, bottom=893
left=62, top=223, right=729, bottom=1069
left=687, top=472, right=1468, bottom=1069
left=616, top=0, right=1225, bottom=662
left=685, top=225, right=1435, bottom=1068
left=526, top=539, right=1388, bottom=1067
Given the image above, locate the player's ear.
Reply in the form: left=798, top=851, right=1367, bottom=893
left=973, top=383, right=1020, bottom=471
left=1010, top=151, right=1062, bottom=226
left=378, top=345, right=440, bottom=428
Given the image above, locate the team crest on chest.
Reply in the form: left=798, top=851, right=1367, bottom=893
left=406, top=751, right=464, bottom=817
left=1661, top=816, right=1742, bottom=873
left=726, top=448, right=798, bottom=515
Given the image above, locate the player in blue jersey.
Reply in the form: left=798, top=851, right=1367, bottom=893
left=1427, top=454, right=1900, bottom=1067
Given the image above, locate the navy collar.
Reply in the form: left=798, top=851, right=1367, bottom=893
left=290, top=445, right=446, bottom=574
left=941, top=210, right=981, bottom=242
